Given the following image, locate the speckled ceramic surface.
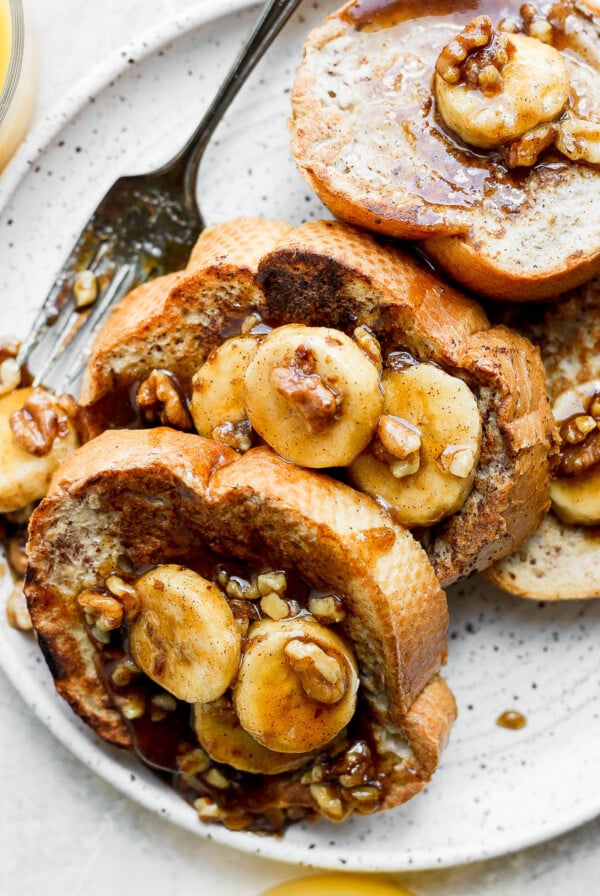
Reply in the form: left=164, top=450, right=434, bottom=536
left=0, top=0, right=599, bottom=873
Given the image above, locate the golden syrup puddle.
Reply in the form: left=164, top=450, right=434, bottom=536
left=496, top=709, right=527, bottom=730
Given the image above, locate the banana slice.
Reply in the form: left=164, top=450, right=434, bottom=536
left=233, top=616, right=359, bottom=753
left=193, top=696, right=315, bottom=774
left=435, top=27, right=570, bottom=149
left=190, top=334, right=260, bottom=439
left=129, top=564, right=241, bottom=704
left=349, top=364, right=482, bottom=526
left=243, top=324, right=383, bottom=468
left=551, top=469, right=600, bottom=525
left=550, top=380, right=600, bottom=525
left=0, top=387, right=79, bottom=514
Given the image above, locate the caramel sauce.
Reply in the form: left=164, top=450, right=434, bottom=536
left=496, top=709, right=527, bottom=729
left=342, top=0, right=480, bottom=30
left=91, top=555, right=399, bottom=832
left=329, top=0, right=578, bottom=216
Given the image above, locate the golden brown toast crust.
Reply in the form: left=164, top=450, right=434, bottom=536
left=290, top=0, right=600, bottom=300
left=257, top=220, right=557, bottom=585
left=79, top=218, right=294, bottom=412
left=25, top=429, right=455, bottom=820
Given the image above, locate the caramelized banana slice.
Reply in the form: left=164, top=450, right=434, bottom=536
left=0, top=387, right=79, bottom=513
left=233, top=616, right=358, bottom=753
left=193, top=697, right=316, bottom=774
left=550, top=380, right=600, bottom=525
left=130, top=565, right=241, bottom=704
left=435, top=26, right=570, bottom=149
left=190, top=334, right=261, bottom=439
left=349, top=364, right=481, bottom=526
left=244, top=324, right=383, bottom=467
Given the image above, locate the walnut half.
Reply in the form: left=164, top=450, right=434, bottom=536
left=136, top=370, right=193, bottom=431
left=9, top=388, right=74, bottom=456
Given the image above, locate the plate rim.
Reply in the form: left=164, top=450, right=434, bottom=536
left=0, top=0, right=599, bottom=873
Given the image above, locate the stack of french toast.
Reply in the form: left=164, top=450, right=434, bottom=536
left=3, top=0, right=600, bottom=833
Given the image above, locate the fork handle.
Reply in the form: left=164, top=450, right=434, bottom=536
left=162, top=0, right=303, bottom=210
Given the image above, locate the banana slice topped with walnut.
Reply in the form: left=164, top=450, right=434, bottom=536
left=191, top=320, right=483, bottom=527
left=433, top=10, right=600, bottom=170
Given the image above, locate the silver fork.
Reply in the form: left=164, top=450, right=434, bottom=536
left=15, top=0, right=302, bottom=395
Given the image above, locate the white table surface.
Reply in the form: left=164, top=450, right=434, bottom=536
left=0, top=2, right=598, bottom=894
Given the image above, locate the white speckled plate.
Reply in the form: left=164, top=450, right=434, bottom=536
left=1, top=0, right=599, bottom=873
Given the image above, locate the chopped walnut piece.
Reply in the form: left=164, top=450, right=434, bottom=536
left=372, top=415, right=421, bottom=479
left=77, top=590, right=124, bottom=631
left=343, top=785, right=381, bottom=812
left=105, top=574, right=140, bottom=619
left=8, top=534, right=28, bottom=577
left=309, top=783, right=350, bottom=821
left=6, top=580, right=32, bottom=631
left=436, top=16, right=515, bottom=96
left=308, top=594, right=346, bottom=624
left=556, top=391, right=600, bottom=476
left=225, top=574, right=260, bottom=601
left=376, top=415, right=421, bottom=460
left=556, top=115, right=600, bottom=166
left=211, top=419, right=252, bottom=453
left=121, top=695, right=145, bottom=719
left=260, top=592, right=290, bottom=620
left=558, top=423, right=600, bottom=476
left=0, top=341, right=20, bottom=397
left=136, top=370, right=193, bottom=431
left=520, top=3, right=553, bottom=43
left=502, top=122, right=558, bottom=168
left=478, top=64, right=502, bottom=94
left=110, top=659, right=140, bottom=687
left=229, top=598, right=260, bottom=637
left=240, top=313, right=262, bottom=334
left=9, top=388, right=72, bottom=456
left=353, top=326, right=382, bottom=370
left=204, top=767, right=230, bottom=790
left=256, top=570, right=287, bottom=596
left=284, top=640, right=347, bottom=704
left=270, top=359, right=340, bottom=433
left=0, top=358, right=20, bottom=396
left=73, top=270, right=99, bottom=309
left=562, top=415, right=597, bottom=445
left=178, top=747, right=211, bottom=775
left=498, top=15, right=521, bottom=33
left=436, top=15, right=493, bottom=84
left=438, top=444, right=478, bottom=479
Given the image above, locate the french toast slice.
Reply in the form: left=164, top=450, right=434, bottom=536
left=486, top=281, right=600, bottom=599
left=256, top=220, right=556, bottom=586
left=25, top=428, right=455, bottom=829
left=79, top=217, right=293, bottom=429
left=290, top=0, right=600, bottom=300
left=78, top=217, right=555, bottom=586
